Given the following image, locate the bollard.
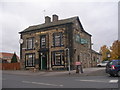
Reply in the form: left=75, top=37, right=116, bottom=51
left=76, top=65, right=79, bottom=73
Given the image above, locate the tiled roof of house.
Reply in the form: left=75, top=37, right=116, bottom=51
left=91, top=50, right=101, bottom=55
left=20, top=16, right=78, bottom=33
left=19, top=16, right=91, bottom=36
left=0, top=52, right=19, bottom=60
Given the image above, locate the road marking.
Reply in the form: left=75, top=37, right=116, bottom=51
left=109, top=80, right=118, bottom=83
left=76, top=79, right=118, bottom=84
left=22, top=81, right=63, bottom=87
left=76, top=80, right=106, bottom=83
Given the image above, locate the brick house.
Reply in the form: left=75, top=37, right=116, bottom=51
left=19, top=14, right=92, bottom=70
left=0, top=52, right=19, bottom=63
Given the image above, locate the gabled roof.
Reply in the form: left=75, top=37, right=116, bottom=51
left=0, top=52, right=19, bottom=60
left=91, top=50, right=101, bottom=55
left=19, top=16, right=91, bottom=36
left=20, top=16, right=78, bottom=33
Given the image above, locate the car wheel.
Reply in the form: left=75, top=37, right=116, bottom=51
left=117, top=71, right=120, bottom=77
left=110, top=74, right=115, bottom=77
left=98, top=65, right=101, bottom=67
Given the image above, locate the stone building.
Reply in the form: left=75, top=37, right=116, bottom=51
left=91, top=50, right=102, bottom=67
left=19, top=14, right=92, bottom=70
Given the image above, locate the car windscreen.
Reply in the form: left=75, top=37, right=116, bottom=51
left=111, top=60, right=120, bottom=65
left=102, top=61, right=109, bottom=63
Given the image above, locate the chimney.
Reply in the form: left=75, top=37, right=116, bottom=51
left=45, top=16, right=51, bottom=23
left=52, top=14, right=58, bottom=22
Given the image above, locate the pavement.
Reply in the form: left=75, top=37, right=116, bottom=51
left=2, top=67, right=107, bottom=76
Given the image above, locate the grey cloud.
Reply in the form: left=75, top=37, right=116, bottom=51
left=1, top=1, right=118, bottom=55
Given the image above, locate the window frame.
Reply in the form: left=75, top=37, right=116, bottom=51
left=26, top=37, right=34, bottom=50
left=40, top=35, right=46, bottom=48
left=51, top=50, right=65, bottom=66
left=53, top=32, right=64, bottom=47
left=25, top=53, right=35, bottom=67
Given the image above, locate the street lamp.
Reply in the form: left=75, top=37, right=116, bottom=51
left=41, top=53, right=43, bottom=70
left=65, top=48, right=71, bottom=74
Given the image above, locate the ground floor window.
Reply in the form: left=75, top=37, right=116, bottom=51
left=25, top=53, right=35, bottom=67
left=51, top=50, right=65, bottom=66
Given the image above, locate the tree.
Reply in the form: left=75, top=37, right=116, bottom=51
left=110, top=40, right=120, bottom=60
left=100, top=45, right=110, bottom=61
left=11, top=52, right=18, bottom=63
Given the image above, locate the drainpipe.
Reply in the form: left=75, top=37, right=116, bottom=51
left=65, top=48, right=70, bottom=75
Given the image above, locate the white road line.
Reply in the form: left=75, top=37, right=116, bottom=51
left=76, top=79, right=119, bottom=84
left=109, top=80, right=118, bottom=83
left=22, top=81, right=63, bottom=87
left=76, top=80, right=106, bottom=83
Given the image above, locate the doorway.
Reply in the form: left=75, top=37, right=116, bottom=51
left=39, top=52, right=47, bottom=70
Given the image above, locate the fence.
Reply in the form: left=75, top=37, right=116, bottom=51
left=0, top=63, right=21, bottom=70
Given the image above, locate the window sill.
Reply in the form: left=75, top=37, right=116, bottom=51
left=25, top=66, right=35, bottom=68
left=52, top=65, right=65, bottom=66
left=25, top=48, right=35, bottom=51
left=51, top=45, right=64, bottom=48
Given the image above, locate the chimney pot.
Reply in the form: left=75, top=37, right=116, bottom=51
left=45, top=16, right=51, bottom=23
left=52, top=14, right=58, bottom=22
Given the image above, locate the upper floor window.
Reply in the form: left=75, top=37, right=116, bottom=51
left=26, top=38, right=34, bottom=49
left=53, top=32, right=63, bottom=47
left=40, top=35, right=46, bottom=48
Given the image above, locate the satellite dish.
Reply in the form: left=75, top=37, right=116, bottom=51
left=19, top=39, right=23, bottom=44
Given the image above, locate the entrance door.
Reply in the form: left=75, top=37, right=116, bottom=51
left=40, top=53, right=47, bottom=70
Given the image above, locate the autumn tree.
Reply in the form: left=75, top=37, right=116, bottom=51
left=110, top=40, right=120, bottom=60
left=100, top=45, right=110, bottom=61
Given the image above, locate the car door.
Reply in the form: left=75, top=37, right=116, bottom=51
left=116, top=60, right=120, bottom=71
left=106, top=61, right=112, bottom=73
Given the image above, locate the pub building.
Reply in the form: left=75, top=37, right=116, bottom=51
left=19, top=14, right=92, bottom=71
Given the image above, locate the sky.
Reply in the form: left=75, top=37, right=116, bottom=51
left=0, top=0, right=119, bottom=56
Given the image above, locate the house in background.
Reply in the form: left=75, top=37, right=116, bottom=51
left=91, top=50, right=102, bottom=67
left=0, top=52, right=19, bottom=63
left=19, top=14, right=99, bottom=70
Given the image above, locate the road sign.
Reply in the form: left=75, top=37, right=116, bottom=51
left=75, top=62, right=81, bottom=65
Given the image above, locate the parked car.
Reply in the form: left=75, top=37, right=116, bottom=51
left=106, top=60, right=120, bottom=77
left=97, top=60, right=109, bottom=67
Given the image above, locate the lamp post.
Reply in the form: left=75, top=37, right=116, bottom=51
left=41, top=53, right=43, bottom=70
left=65, top=48, right=70, bottom=75
left=19, top=38, right=24, bottom=69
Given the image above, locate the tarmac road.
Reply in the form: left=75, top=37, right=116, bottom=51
left=2, top=67, right=119, bottom=89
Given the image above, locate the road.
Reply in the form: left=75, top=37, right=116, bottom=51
left=2, top=68, right=119, bottom=89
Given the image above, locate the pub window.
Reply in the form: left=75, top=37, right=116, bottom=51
left=40, top=35, right=46, bottom=48
left=53, top=32, right=63, bottom=47
left=52, top=51, right=64, bottom=66
left=26, top=38, right=34, bottom=49
left=25, top=54, right=35, bottom=67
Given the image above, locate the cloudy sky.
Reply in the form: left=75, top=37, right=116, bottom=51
left=0, top=0, right=119, bottom=56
